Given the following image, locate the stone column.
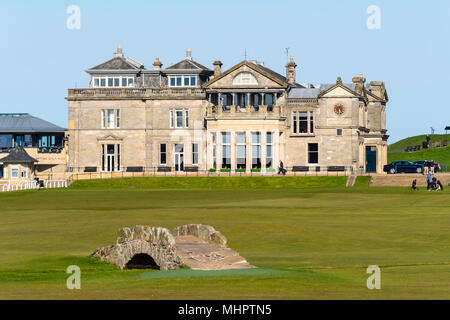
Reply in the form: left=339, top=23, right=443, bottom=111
left=273, top=93, right=277, bottom=105
left=261, top=93, right=265, bottom=106
left=247, top=93, right=251, bottom=108
left=274, top=129, right=280, bottom=170
left=261, top=130, right=266, bottom=172
left=246, top=131, right=251, bottom=172
left=232, top=93, right=236, bottom=106
left=217, top=132, right=223, bottom=170
left=231, top=131, right=236, bottom=171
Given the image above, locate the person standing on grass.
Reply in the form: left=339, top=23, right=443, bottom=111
left=427, top=171, right=432, bottom=191
left=430, top=160, right=435, bottom=174
left=424, top=160, right=429, bottom=175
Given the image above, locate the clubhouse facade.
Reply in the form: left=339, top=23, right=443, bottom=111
left=67, top=47, right=389, bottom=175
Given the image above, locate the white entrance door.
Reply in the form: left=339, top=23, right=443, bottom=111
left=106, top=144, right=115, bottom=172
left=174, top=144, right=184, bottom=172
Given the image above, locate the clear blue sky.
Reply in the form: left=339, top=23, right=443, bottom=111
left=0, top=0, right=449, bottom=143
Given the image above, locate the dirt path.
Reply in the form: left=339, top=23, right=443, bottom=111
left=174, top=235, right=254, bottom=270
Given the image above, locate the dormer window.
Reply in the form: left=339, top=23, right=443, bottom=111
left=233, top=72, right=258, bottom=85
left=92, top=76, right=134, bottom=88
left=169, top=75, right=197, bottom=87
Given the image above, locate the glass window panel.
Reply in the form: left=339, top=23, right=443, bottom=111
left=122, top=78, right=127, bottom=87
left=310, top=112, right=314, bottom=133
left=184, top=77, right=189, bottom=86
left=266, top=132, right=273, bottom=144
left=308, top=143, right=319, bottom=164
left=176, top=76, right=182, bottom=86
left=0, top=134, right=13, bottom=148
left=128, top=78, right=134, bottom=86
left=94, top=78, right=99, bottom=87
left=114, top=78, right=120, bottom=87
left=170, top=77, right=176, bottom=87
left=190, top=77, right=196, bottom=86
left=108, top=78, right=113, bottom=87
left=299, top=112, right=308, bottom=133
left=176, top=110, right=183, bottom=128
left=222, top=132, right=231, bottom=144
left=293, top=111, right=297, bottom=133
left=236, top=132, right=246, bottom=144
left=251, top=132, right=261, bottom=144
left=100, top=78, right=106, bottom=87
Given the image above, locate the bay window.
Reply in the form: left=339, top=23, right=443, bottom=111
left=266, top=132, right=273, bottom=169
left=251, top=132, right=261, bottom=169
left=236, top=132, right=246, bottom=170
left=221, top=132, right=231, bottom=169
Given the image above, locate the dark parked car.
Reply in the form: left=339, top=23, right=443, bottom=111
left=413, top=160, right=442, bottom=173
left=384, top=161, right=424, bottom=174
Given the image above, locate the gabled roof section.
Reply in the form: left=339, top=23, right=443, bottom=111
left=87, top=46, right=144, bottom=73
left=165, top=49, right=212, bottom=71
left=166, top=59, right=210, bottom=71
left=0, top=113, right=66, bottom=133
left=0, top=146, right=38, bottom=163
left=203, top=60, right=291, bottom=88
left=318, top=78, right=362, bottom=98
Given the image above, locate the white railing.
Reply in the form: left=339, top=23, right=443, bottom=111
left=1, top=180, right=38, bottom=192
left=44, top=180, right=69, bottom=189
left=0, top=180, right=71, bottom=192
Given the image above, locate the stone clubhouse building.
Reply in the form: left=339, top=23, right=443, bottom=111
left=67, top=46, right=389, bottom=175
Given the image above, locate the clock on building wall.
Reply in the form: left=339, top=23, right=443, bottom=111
left=334, top=104, right=345, bottom=115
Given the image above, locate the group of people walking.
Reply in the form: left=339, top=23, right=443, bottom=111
left=426, top=172, right=444, bottom=191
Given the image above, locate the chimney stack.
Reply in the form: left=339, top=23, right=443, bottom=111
left=153, top=58, right=163, bottom=71
left=186, top=48, right=192, bottom=61
left=213, top=60, right=223, bottom=78
left=285, top=54, right=297, bottom=85
left=352, top=73, right=366, bottom=85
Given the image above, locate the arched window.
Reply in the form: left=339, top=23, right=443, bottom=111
left=233, top=72, right=258, bottom=85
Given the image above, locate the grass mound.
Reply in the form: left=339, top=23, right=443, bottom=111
left=388, top=134, right=449, bottom=152
left=69, top=176, right=348, bottom=190
left=387, top=146, right=450, bottom=169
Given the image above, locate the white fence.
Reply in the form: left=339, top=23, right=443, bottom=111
left=0, top=180, right=70, bottom=193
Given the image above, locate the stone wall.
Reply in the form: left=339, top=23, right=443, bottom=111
left=172, top=224, right=227, bottom=248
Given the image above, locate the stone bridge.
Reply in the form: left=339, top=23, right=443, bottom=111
left=91, top=224, right=253, bottom=271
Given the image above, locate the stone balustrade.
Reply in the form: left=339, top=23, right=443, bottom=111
left=67, top=88, right=206, bottom=100
left=206, top=104, right=282, bottom=116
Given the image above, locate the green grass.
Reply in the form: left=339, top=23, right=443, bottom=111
left=0, top=177, right=449, bottom=299
left=69, top=176, right=347, bottom=190
left=387, top=145, right=450, bottom=169
left=388, top=134, right=450, bottom=152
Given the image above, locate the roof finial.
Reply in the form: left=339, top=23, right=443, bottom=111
left=337, top=76, right=342, bottom=84
left=186, top=48, right=192, bottom=61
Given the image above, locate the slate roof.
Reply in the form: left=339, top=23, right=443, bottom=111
left=87, top=57, right=144, bottom=72
left=166, top=59, right=211, bottom=71
left=288, top=88, right=321, bottom=99
left=0, top=146, right=38, bottom=163
left=0, top=114, right=66, bottom=133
